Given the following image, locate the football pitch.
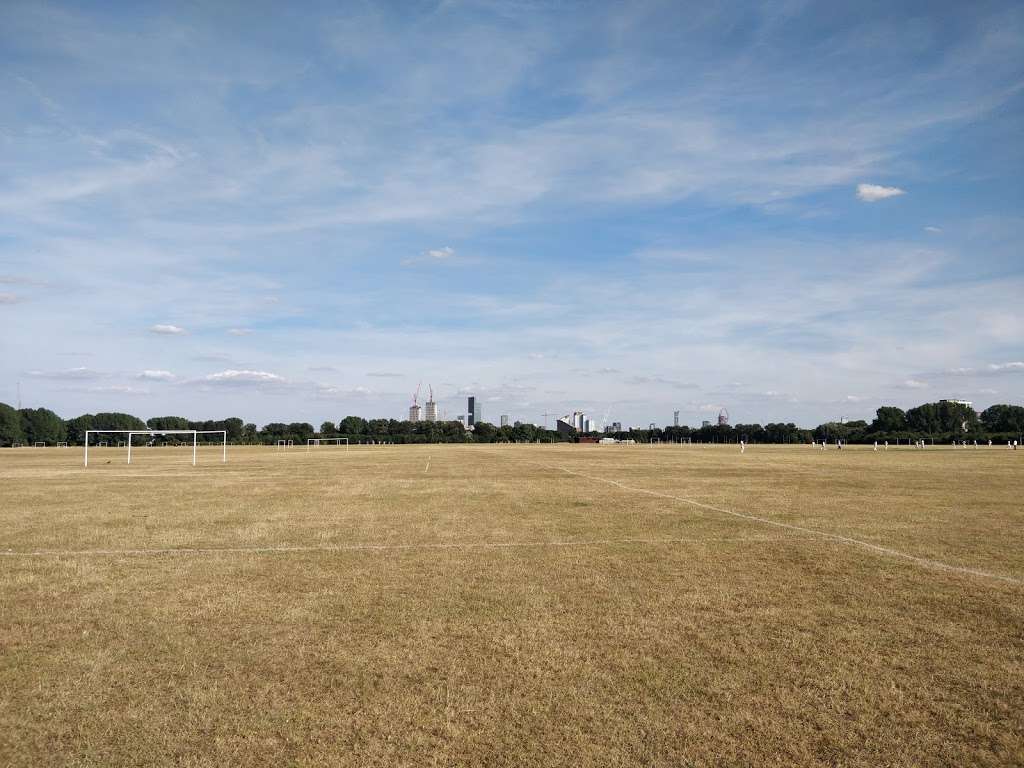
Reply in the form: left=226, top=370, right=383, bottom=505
left=2, top=443, right=1022, bottom=766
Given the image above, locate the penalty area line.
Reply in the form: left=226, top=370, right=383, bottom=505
left=543, top=462, right=1023, bottom=587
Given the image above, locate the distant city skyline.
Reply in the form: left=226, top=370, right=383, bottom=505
left=2, top=2, right=1021, bottom=426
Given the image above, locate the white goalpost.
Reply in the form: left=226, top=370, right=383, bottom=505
left=84, top=430, right=227, bottom=467
left=306, top=437, right=349, bottom=451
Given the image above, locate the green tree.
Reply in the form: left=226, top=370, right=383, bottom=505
left=92, top=412, right=147, bottom=431
left=64, top=414, right=95, bottom=445
left=0, top=402, right=25, bottom=446
left=870, top=406, right=906, bottom=433
left=260, top=423, right=289, bottom=442
left=980, top=404, right=1024, bottom=433
left=288, top=423, right=315, bottom=441
left=906, top=401, right=977, bottom=435
left=223, top=417, right=244, bottom=442
left=472, top=422, right=497, bottom=442
left=320, top=421, right=336, bottom=436
left=147, top=416, right=191, bottom=430
left=339, top=416, right=368, bottom=436
left=19, top=408, right=66, bottom=445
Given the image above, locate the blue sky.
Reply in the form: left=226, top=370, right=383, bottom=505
left=2, top=0, right=1022, bottom=428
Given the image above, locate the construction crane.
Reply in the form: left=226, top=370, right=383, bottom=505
left=412, top=381, right=421, bottom=406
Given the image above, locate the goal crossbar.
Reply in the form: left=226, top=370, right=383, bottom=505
left=84, top=430, right=227, bottom=467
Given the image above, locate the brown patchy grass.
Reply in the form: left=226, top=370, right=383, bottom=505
left=1, top=443, right=1022, bottom=767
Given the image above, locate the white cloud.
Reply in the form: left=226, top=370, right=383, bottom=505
left=626, top=375, right=698, bottom=389
left=316, top=384, right=374, bottom=399
left=0, top=292, right=22, bottom=304
left=149, top=324, right=186, bottom=335
left=27, top=367, right=104, bottom=380
left=856, top=183, right=906, bottom=202
left=138, top=369, right=176, bottom=381
left=987, top=361, right=1024, bottom=373
left=227, top=328, right=254, bottom=336
left=88, top=384, right=149, bottom=395
left=946, top=362, right=1024, bottom=376
left=924, top=226, right=943, bottom=233
left=203, top=369, right=286, bottom=384
left=902, top=379, right=929, bottom=389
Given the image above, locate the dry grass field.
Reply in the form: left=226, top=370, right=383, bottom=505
left=1, top=443, right=1022, bottom=767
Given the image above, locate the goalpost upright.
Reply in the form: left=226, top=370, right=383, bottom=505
left=84, top=430, right=227, bottom=467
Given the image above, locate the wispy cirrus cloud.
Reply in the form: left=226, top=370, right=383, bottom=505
left=88, top=384, right=149, bottom=395
left=625, top=375, right=698, bottom=390
left=202, top=369, right=286, bottom=385
left=27, top=366, right=105, bottom=380
left=401, top=246, right=457, bottom=267
left=944, top=362, right=1024, bottom=376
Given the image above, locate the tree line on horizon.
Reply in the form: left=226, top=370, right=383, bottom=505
left=0, top=400, right=1022, bottom=448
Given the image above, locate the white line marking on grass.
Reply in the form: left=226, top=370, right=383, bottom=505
left=542, top=462, right=1023, bottom=587
left=424, top=457, right=431, bottom=473
left=0, top=535, right=815, bottom=559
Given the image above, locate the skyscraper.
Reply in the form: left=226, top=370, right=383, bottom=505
left=409, top=404, right=421, bottom=422
left=467, top=396, right=481, bottom=427
left=424, top=385, right=438, bottom=421
left=673, top=410, right=680, bottom=427
left=500, top=414, right=509, bottom=427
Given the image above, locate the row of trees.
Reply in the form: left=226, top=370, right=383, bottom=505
left=613, top=402, right=1024, bottom=445
left=1, top=401, right=1021, bottom=447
